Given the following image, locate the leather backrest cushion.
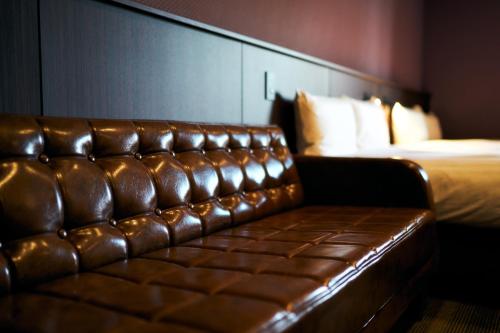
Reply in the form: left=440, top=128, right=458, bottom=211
left=0, top=115, right=303, bottom=292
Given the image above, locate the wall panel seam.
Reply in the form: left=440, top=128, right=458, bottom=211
left=37, top=0, right=44, bottom=116
left=240, top=42, right=244, bottom=124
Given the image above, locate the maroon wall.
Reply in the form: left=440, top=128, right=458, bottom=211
left=424, top=0, right=500, bottom=138
left=135, top=0, right=424, bottom=90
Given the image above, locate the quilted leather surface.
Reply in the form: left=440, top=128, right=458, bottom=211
left=0, top=116, right=302, bottom=290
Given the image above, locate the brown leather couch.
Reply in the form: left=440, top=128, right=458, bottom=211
left=0, top=115, right=436, bottom=333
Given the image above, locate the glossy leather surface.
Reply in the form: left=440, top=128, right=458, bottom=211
left=0, top=115, right=435, bottom=333
left=295, top=155, right=434, bottom=210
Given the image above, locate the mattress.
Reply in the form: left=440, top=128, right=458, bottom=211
left=346, top=140, right=500, bottom=227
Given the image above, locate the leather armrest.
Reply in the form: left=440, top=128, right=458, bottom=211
left=294, top=155, right=434, bottom=209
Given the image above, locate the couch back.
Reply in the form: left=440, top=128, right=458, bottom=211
left=0, top=115, right=303, bottom=293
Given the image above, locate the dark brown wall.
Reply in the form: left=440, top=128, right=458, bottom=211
left=135, top=0, right=424, bottom=90
left=424, top=0, right=500, bottom=139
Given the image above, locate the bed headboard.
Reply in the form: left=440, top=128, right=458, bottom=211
left=377, top=86, right=431, bottom=112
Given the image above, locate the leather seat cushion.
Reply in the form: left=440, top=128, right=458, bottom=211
left=0, top=206, right=434, bottom=333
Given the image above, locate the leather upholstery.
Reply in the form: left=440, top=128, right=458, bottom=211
left=0, top=115, right=435, bottom=333
left=295, top=155, right=434, bottom=210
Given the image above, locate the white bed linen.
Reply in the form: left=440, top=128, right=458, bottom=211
left=341, top=140, right=500, bottom=227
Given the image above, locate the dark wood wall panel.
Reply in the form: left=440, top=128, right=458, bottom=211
left=40, top=0, right=242, bottom=122
left=1, top=0, right=428, bottom=126
left=329, top=70, right=377, bottom=99
left=0, top=0, right=41, bottom=115
left=242, top=44, right=329, bottom=125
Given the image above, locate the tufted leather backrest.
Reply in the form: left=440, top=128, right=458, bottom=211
left=0, top=115, right=303, bottom=293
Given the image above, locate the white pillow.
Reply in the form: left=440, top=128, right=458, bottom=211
left=425, top=112, right=443, bottom=140
left=295, top=90, right=357, bottom=155
left=391, top=103, right=429, bottom=144
left=344, top=96, right=390, bottom=149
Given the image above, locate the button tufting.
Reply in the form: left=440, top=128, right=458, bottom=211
left=109, top=218, right=117, bottom=227
left=57, top=229, right=68, bottom=239
left=88, top=154, right=96, bottom=162
left=155, top=208, right=162, bottom=216
left=134, top=152, right=142, bottom=160
left=216, top=197, right=223, bottom=203
left=170, top=151, right=176, bottom=158
left=226, top=147, right=232, bottom=153
left=38, top=154, right=49, bottom=164
left=0, top=242, right=2, bottom=250
left=201, top=149, right=206, bottom=156
left=249, top=149, right=254, bottom=154
left=188, top=203, right=195, bottom=209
